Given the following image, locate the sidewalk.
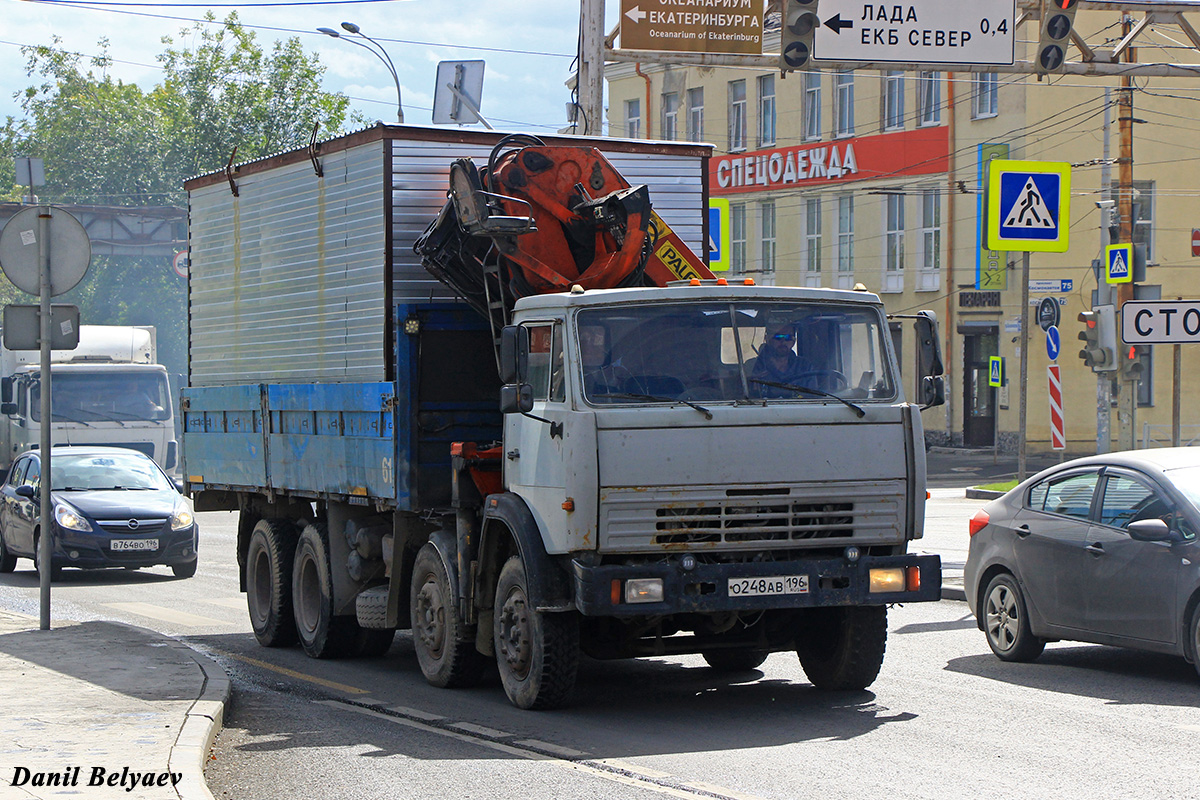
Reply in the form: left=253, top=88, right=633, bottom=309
left=0, top=609, right=228, bottom=799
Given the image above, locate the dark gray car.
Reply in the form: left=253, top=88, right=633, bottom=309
left=965, top=448, right=1200, bottom=677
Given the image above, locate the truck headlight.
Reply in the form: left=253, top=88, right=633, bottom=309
left=869, top=568, right=905, bottom=593
left=54, top=502, right=92, bottom=532
left=624, top=578, right=664, bottom=604
left=170, top=502, right=194, bottom=531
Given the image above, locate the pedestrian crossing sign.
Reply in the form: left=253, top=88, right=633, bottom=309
left=986, top=159, right=1071, bottom=252
left=988, top=356, right=1004, bottom=388
left=1105, top=242, right=1133, bottom=284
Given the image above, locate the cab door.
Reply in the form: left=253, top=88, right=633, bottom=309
left=1082, top=470, right=1181, bottom=644
left=503, top=321, right=570, bottom=551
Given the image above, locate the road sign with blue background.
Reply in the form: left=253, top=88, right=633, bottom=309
left=708, top=198, right=730, bottom=272
left=988, top=356, right=1004, bottom=387
left=1046, top=325, right=1060, bottom=361
left=986, top=160, right=1071, bottom=253
left=1105, top=242, right=1132, bottom=284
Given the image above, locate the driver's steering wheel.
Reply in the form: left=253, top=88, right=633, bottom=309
left=792, top=370, right=849, bottom=392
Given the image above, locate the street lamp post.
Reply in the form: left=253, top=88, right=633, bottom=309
left=317, top=22, right=404, bottom=123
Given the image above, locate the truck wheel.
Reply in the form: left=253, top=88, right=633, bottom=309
left=0, top=529, right=16, bottom=573
left=292, top=523, right=361, bottom=658
left=701, top=649, right=768, bottom=672
left=982, top=573, right=1046, bottom=662
left=796, top=606, right=887, bottom=691
left=494, top=556, right=579, bottom=710
left=246, top=519, right=298, bottom=647
left=411, top=543, right=486, bottom=687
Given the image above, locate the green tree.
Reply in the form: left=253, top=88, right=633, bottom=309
left=0, top=17, right=353, bottom=377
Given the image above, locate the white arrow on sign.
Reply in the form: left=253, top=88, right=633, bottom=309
left=625, top=5, right=647, bottom=23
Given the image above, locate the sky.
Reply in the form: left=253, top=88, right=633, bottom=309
left=1, top=0, right=621, bottom=135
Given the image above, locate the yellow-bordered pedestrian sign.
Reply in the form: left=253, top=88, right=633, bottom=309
left=708, top=198, right=731, bottom=272
left=988, top=356, right=1004, bottom=388
left=986, top=159, right=1071, bottom=252
left=1105, top=242, right=1133, bottom=284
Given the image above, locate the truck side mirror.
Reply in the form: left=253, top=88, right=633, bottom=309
left=0, top=403, right=15, bottom=416
left=1, top=377, right=11, bottom=404
left=499, top=383, right=534, bottom=414
left=499, top=325, right=529, bottom=384
left=914, top=311, right=944, bottom=379
left=920, top=375, right=946, bottom=409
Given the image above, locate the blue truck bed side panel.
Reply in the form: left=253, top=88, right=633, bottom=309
left=181, top=384, right=266, bottom=489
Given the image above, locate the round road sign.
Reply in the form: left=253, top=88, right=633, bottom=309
left=1037, top=296, right=1061, bottom=331
left=0, top=206, right=91, bottom=297
left=1046, top=325, right=1061, bottom=361
left=1192, top=228, right=1200, bottom=257
left=173, top=250, right=189, bottom=279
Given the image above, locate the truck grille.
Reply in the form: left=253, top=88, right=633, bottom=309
left=601, top=482, right=905, bottom=552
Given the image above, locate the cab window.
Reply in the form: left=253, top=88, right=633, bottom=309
left=525, top=323, right=564, bottom=403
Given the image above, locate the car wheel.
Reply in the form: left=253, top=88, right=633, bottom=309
left=410, top=543, right=486, bottom=688
left=33, top=535, right=62, bottom=581
left=171, top=560, right=198, bottom=579
left=1190, top=606, right=1200, bottom=681
left=701, top=649, right=769, bottom=672
left=245, top=519, right=298, bottom=647
left=494, top=556, right=579, bottom=710
left=982, top=573, right=1046, bottom=662
left=0, top=529, right=16, bottom=573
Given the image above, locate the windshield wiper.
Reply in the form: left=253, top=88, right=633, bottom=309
left=50, top=412, right=93, bottom=427
left=748, top=379, right=866, bottom=418
left=593, top=392, right=714, bottom=420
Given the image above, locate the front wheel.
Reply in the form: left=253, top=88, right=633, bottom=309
left=171, top=560, right=198, bottom=579
left=33, top=535, right=62, bottom=582
left=494, top=556, right=579, bottom=710
left=411, top=543, right=486, bottom=688
left=1190, top=606, right=1200, bottom=681
left=0, top=528, right=16, bottom=573
left=796, top=606, right=887, bottom=690
left=982, top=574, right=1045, bottom=662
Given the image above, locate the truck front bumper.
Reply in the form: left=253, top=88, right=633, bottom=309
left=571, top=552, right=942, bottom=616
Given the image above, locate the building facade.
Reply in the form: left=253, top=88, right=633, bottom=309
left=606, top=14, right=1200, bottom=454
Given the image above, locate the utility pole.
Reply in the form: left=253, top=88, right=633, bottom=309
left=1116, top=13, right=1137, bottom=450
left=1096, top=88, right=1112, bottom=454
left=578, top=0, right=606, bottom=135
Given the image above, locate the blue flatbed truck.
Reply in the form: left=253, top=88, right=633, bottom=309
left=183, top=126, right=944, bottom=709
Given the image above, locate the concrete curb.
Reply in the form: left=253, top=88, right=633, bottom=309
left=965, top=488, right=1004, bottom=500
left=167, top=641, right=231, bottom=800
left=941, top=586, right=967, bottom=602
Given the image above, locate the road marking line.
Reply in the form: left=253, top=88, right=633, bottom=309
left=516, top=740, right=589, bottom=758
left=204, top=597, right=247, bottom=610
left=211, top=649, right=370, bottom=695
left=684, top=782, right=771, bottom=800
left=448, top=721, right=512, bottom=738
left=389, top=705, right=444, bottom=722
left=104, top=602, right=228, bottom=628
left=320, top=700, right=732, bottom=799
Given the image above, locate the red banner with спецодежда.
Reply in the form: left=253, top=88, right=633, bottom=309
left=711, top=127, right=949, bottom=195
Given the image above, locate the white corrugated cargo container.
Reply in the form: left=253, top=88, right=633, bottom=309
left=185, top=124, right=713, bottom=387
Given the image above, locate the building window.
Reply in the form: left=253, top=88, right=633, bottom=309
left=662, top=92, right=679, bottom=141
left=729, top=80, right=747, bottom=151
left=1110, top=180, right=1155, bottom=263
left=687, top=87, right=704, bottom=142
left=803, top=71, right=821, bottom=141
left=837, top=195, right=854, bottom=289
left=917, top=71, right=941, bottom=126
left=804, top=197, right=822, bottom=286
left=834, top=70, right=855, bottom=137
left=919, top=188, right=941, bottom=291
left=757, top=74, right=776, bottom=148
left=973, top=73, right=998, bottom=118
left=731, top=202, right=746, bottom=275
left=883, top=71, right=904, bottom=131
left=760, top=200, right=776, bottom=277
left=624, top=99, right=641, bottom=139
left=884, top=193, right=905, bottom=292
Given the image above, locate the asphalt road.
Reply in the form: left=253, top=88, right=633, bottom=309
left=1, top=504, right=1197, bottom=800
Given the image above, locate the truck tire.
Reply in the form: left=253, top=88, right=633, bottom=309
left=796, top=606, right=887, bottom=691
left=701, top=649, right=768, bottom=672
left=410, top=543, right=486, bottom=688
left=0, top=529, right=16, bottom=573
left=494, top=556, right=579, bottom=710
left=292, top=523, right=361, bottom=658
left=355, top=585, right=391, bottom=629
left=982, top=573, right=1046, bottom=663
left=246, top=519, right=298, bottom=647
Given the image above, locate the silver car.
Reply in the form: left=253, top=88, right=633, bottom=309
left=965, top=448, right=1200, bottom=677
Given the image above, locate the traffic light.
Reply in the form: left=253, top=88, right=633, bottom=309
left=780, top=0, right=820, bottom=72
left=1035, top=0, right=1080, bottom=74
left=1078, top=305, right=1117, bottom=372
left=1120, top=344, right=1150, bottom=382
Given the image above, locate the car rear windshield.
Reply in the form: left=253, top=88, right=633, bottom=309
left=51, top=453, right=172, bottom=491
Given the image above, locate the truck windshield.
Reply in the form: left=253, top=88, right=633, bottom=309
left=32, top=372, right=172, bottom=423
left=577, top=301, right=896, bottom=405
